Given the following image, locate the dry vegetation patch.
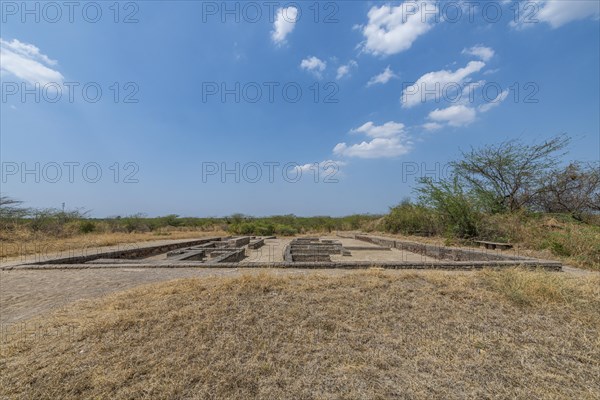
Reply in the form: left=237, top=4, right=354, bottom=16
left=1, top=269, right=599, bottom=399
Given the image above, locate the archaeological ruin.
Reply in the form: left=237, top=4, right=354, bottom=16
left=1, top=234, right=562, bottom=271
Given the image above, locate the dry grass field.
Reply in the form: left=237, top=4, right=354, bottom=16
left=2, top=269, right=599, bottom=399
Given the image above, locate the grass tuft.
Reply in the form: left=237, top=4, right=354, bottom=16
left=480, top=268, right=578, bottom=306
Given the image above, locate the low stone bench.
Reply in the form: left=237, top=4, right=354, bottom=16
left=474, top=241, right=513, bottom=250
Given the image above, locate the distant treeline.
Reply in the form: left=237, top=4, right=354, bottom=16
left=0, top=199, right=382, bottom=238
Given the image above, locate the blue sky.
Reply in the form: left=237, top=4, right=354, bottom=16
left=1, top=0, right=599, bottom=217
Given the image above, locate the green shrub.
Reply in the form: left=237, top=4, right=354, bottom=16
left=417, top=177, right=481, bottom=238
left=229, top=222, right=275, bottom=236
left=383, top=201, right=439, bottom=236
left=275, top=224, right=298, bottom=236
left=79, top=221, right=96, bottom=234
left=121, top=214, right=151, bottom=233
left=253, top=223, right=275, bottom=236
left=549, top=240, right=571, bottom=257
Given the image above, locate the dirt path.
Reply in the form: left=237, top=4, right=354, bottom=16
left=0, top=268, right=359, bottom=325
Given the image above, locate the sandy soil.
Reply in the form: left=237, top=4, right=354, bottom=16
left=241, top=237, right=292, bottom=263
left=328, top=236, right=438, bottom=262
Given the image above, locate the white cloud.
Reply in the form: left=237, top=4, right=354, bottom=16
left=483, top=68, right=500, bottom=75
left=462, top=45, right=495, bottom=62
left=350, top=121, right=405, bottom=138
left=300, top=56, right=326, bottom=77
left=402, top=60, right=485, bottom=108
left=366, top=66, right=398, bottom=87
left=512, top=0, right=599, bottom=29
left=460, top=79, right=486, bottom=102
left=537, top=0, right=599, bottom=27
left=334, top=121, right=411, bottom=158
left=0, top=38, right=64, bottom=85
left=422, top=122, right=443, bottom=131
left=271, top=6, right=299, bottom=45
left=336, top=60, right=357, bottom=80
left=423, top=88, right=508, bottom=129
left=478, top=89, right=509, bottom=112
left=334, top=137, right=411, bottom=159
left=336, top=66, right=350, bottom=80
left=428, top=105, right=477, bottom=127
left=295, top=160, right=347, bottom=174
left=360, top=2, right=437, bottom=56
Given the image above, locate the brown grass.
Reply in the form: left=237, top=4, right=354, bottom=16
left=480, top=213, right=600, bottom=270
left=1, top=269, right=599, bottom=399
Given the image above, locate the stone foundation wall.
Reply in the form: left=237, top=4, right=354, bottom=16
left=228, top=237, right=251, bottom=247
left=26, top=237, right=223, bottom=265
left=211, top=248, right=245, bottom=263
left=353, top=234, right=529, bottom=262
left=248, top=239, right=265, bottom=249
left=7, top=260, right=562, bottom=271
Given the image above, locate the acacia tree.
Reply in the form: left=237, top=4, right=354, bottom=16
left=0, top=195, right=29, bottom=219
left=451, top=135, right=571, bottom=212
left=536, top=162, right=600, bottom=219
left=0, top=195, right=31, bottom=234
